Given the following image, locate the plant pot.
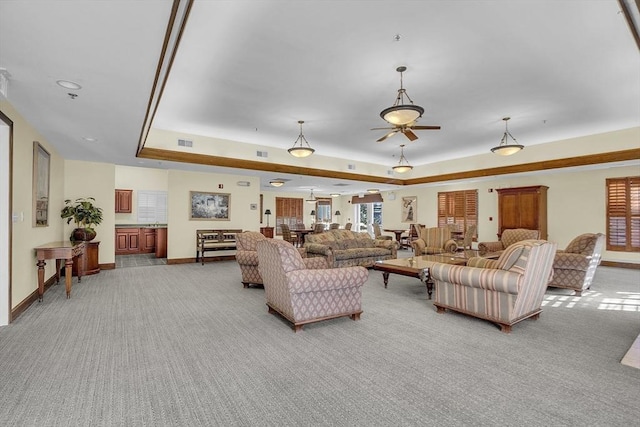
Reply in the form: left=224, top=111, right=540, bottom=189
left=72, top=228, right=96, bottom=242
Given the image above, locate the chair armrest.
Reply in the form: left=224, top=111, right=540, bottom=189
left=303, top=256, right=329, bottom=269
left=444, top=239, right=458, bottom=253
left=376, top=236, right=393, bottom=241
left=412, top=238, right=426, bottom=255
left=287, top=266, right=368, bottom=293
left=553, top=253, right=591, bottom=271
left=430, top=263, right=522, bottom=295
left=478, top=241, right=504, bottom=255
left=466, top=257, right=500, bottom=269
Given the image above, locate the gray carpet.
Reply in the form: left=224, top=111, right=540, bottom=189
left=0, top=261, right=639, bottom=426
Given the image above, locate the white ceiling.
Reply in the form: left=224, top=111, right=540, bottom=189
left=1, top=0, right=639, bottom=195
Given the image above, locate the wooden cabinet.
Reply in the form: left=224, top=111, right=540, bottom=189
left=260, top=227, right=274, bottom=238
left=73, top=241, right=100, bottom=276
left=115, top=189, right=133, bottom=213
left=115, top=228, right=140, bottom=254
left=155, top=227, right=168, bottom=258
left=140, top=228, right=156, bottom=253
left=497, top=185, right=548, bottom=240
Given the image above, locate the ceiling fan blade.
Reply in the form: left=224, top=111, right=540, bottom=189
left=371, top=127, right=396, bottom=131
left=404, top=129, right=419, bottom=141
left=411, top=125, right=441, bottom=130
left=377, top=130, right=399, bottom=142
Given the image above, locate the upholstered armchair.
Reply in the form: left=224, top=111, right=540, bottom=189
left=372, top=223, right=393, bottom=241
left=236, top=231, right=311, bottom=288
left=477, top=228, right=540, bottom=255
left=257, top=239, right=368, bottom=332
left=412, top=226, right=458, bottom=255
left=430, top=240, right=557, bottom=333
left=548, top=233, right=605, bottom=296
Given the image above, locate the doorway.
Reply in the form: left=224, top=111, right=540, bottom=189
left=0, top=110, right=12, bottom=325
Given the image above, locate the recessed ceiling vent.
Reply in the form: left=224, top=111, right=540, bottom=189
left=178, top=139, right=193, bottom=148
left=257, top=150, right=268, bottom=158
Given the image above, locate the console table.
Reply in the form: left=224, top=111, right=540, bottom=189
left=34, top=241, right=86, bottom=301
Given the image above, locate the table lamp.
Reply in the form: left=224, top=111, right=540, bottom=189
left=264, top=209, right=271, bottom=227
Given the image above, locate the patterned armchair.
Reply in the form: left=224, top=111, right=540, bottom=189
left=548, top=233, right=605, bottom=296
left=412, top=226, right=458, bottom=255
left=236, top=231, right=310, bottom=288
left=257, top=239, right=368, bottom=332
left=430, top=240, right=557, bottom=333
left=477, top=228, right=540, bottom=256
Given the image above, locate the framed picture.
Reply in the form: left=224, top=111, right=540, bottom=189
left=190, top=191, right=230, bottom=220
left=32, top=141, right=50, bottom=227
left=401, top=196, right=417, bottom=223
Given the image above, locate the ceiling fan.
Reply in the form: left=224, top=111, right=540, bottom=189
left=371, top=122, right=441, bottom=143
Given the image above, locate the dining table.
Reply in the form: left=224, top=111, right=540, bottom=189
left=383, top=228, right=410, bottom=249
left=292, top=228, right=314, bottom=246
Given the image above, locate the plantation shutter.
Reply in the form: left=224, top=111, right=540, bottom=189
left=137, top=191, right=168, bottom=224
left=275, top=197, right=303, bottom=235
left=607, top=177, right=640, bottom=251
left=437, top=190, right=478, bottom=237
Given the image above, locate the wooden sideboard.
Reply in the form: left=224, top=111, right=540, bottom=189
left=497, top=185, right=548, bottom=240
left=73, top=240, right=100, bottom=276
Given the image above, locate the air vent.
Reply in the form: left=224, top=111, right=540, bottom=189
left=347, top=164, right=356, bottom=170
left=257, top=150, right=268, bottom=158
left=387, top=169, right=394, bottom=176
left=178, top=139, right=193, bottom=147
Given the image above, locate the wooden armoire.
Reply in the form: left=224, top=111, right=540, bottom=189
left=496, top=185, right=548, bottom=240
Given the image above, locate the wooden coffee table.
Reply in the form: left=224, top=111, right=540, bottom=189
left=374, top=254, right=469, bottom=299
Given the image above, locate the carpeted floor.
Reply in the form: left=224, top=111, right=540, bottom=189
left=0, top=261, right=638, bottom=426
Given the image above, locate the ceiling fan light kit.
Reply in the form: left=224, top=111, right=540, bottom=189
left=380, top=66, right=424, bottom=126
left=392, top=144, right=413, bottom=174
left=491, top=117, right=524, bottom=156
left=288, top=120, right=315, bottom=158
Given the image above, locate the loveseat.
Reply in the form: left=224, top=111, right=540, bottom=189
left=304, top=229, right=397, bottom=268
left=477, top=228, right=540, bottom=256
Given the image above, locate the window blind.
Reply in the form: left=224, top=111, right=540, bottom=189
left=137, top=190, right=168, bottom=224
left=606, top=177, right=640, bottom=252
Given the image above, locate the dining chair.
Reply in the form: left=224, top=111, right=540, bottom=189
left=280, top=224, right=299, bottom=247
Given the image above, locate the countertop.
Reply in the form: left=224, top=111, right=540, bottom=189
left=115, top=224, right=168, bottom=229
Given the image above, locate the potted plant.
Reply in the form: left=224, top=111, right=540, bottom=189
left=60, top=197, right=104, bottom=241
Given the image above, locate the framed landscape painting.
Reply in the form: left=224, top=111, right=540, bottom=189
left=401, top=196, right=417, bottom=223
left=190, top=191, right=230, bottom=220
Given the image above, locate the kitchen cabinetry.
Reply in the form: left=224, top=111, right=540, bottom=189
left=140, top=228, right=156, bottom=253
left=116, top=227, right=167, bottom=257
left=115, top=228, right=140, bottom=254
left=115, top=189, right=133, bottom=213
left=497, top=185, right=548, bottom=240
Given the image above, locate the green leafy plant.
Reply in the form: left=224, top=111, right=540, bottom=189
left=60, top=197, right=104, bottom=232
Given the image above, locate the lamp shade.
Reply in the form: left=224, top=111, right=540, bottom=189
left=310, top=210, right=316, bottom=216
left=264, top=209, right=272, bottom=215
left=491, top=117, right=524, bottom=156
left=335, top=210, right=341, bottom=216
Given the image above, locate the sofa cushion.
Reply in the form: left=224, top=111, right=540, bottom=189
left=564, top=233, right=598, bottom=255
left=496, top=244, right=525, bottom=271
left=333, top=247, right=392, bottom=260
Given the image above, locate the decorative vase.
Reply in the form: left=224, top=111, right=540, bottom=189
left=72, top=228, right=96, bottom=242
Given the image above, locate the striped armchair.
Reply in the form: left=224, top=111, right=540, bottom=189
left=548, top=233, right=605, bottom=296
left=412, top=226, right=458, bottom=255
left=257, top=239, right=367, bottom=332
left=430, top=240, right=556, bottom=333
left=477, top=228, right=540, bottom=256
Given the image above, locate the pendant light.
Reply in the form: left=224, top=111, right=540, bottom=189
left=392, top=144, right=413, bottom=173
left=306, top=189, right=317, bottom=204
left=269, top=179, right=285, bottom=187
left=288, top=120, right=315, bottom=158
left=380, top=66, right=424, bottom=126
left=491, top=117, right=524, bottom=156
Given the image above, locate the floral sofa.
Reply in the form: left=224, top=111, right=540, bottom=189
left=304, top=229, right=397, bottom=268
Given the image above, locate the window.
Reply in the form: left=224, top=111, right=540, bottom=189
left=315, top=198, right=332, bottom=223
left=437, top=190, right=478, bottom=236
left=137, top=190, right=168, bottom=224
left=354, top=202, right=383, bottom=234
left=275, top=197, right=303, bottom=235
left=606, top=177, right=640, bottom=252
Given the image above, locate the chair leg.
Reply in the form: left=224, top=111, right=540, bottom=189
left=499, top=323, right=512, bottom=333
left=350, top=313, right=361, bottom=321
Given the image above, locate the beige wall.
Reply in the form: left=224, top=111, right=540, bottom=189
left=64, top=160, right=116, bottom=265
left=114, top=165, right=169, bottom=224
left=166, top=170, right=260, bottom=259
left=1, top=101, right=66, bottom=307
left=380, top=164, right=640, bottom=263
